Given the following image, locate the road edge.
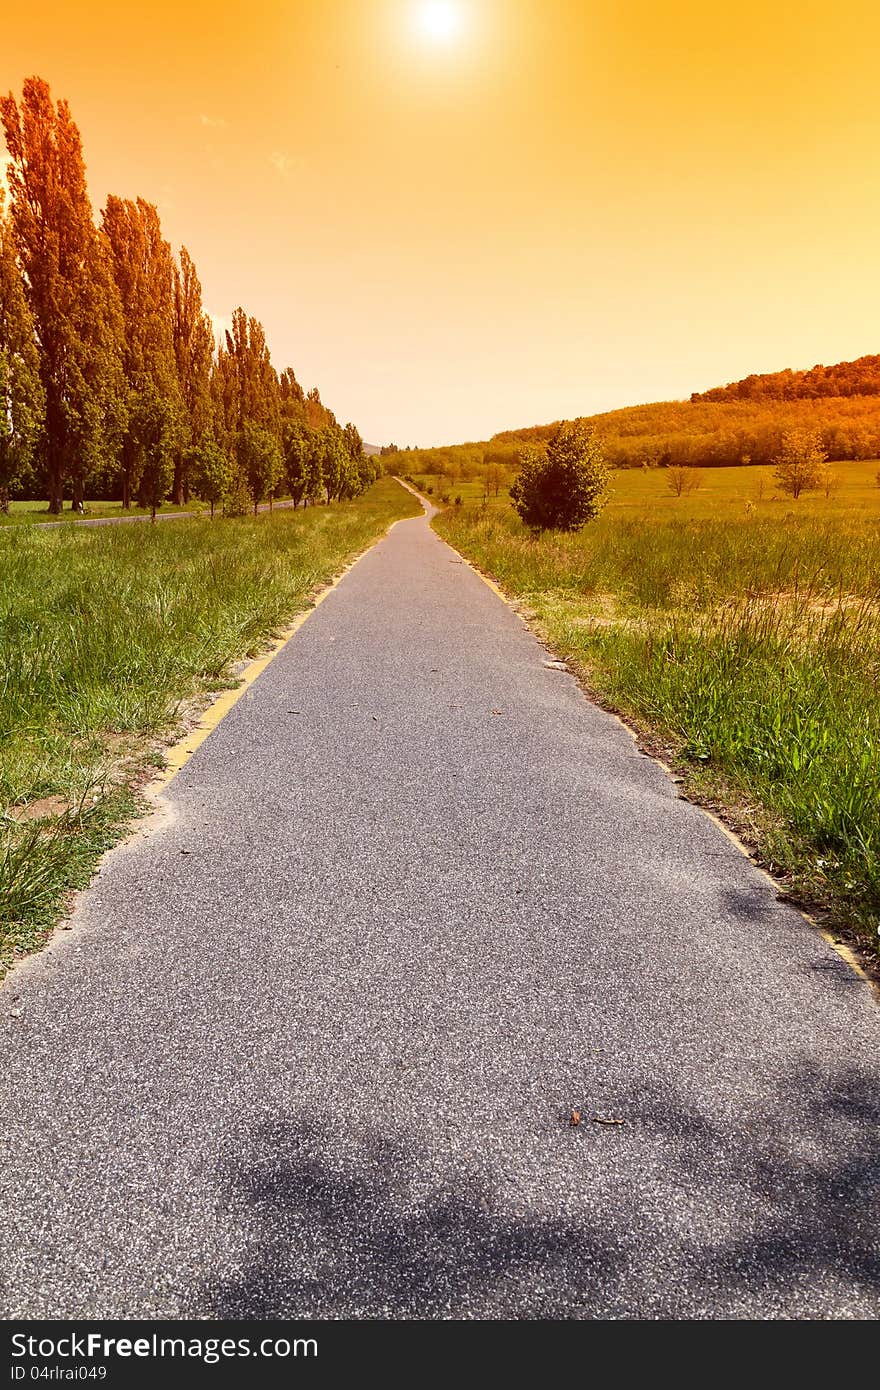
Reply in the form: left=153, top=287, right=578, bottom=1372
left=416, top=488, right=876, bottom=999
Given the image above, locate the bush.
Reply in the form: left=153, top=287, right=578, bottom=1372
left=509, top=419, right=609, bottom=531
left=222, top=476, right=251, bottom=517
left=454, top=495, right=463, bottom=506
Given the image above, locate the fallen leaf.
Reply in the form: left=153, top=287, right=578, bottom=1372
left=569, top=1110, right=581, bottom=1127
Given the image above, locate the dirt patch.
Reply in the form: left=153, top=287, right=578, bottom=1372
left=7, top=796, right=70, bottom=823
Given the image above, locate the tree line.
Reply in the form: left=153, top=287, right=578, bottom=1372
left=0, top=78, right=378, bottom=516
left=691, top=355, right=880, bottom=403
left=408, top=381, right=880, bottom=481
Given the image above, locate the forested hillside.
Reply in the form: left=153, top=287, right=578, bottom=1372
left=692, top=355, right=880, bottom=403
left=385, top=355, right=880, bottom=480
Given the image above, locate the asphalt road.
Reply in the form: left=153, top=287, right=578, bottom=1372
left=2, top=492, right=879, bottom=1319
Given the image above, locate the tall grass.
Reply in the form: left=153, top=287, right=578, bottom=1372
left=437, top=504, right=880, bottom=956
left=0, top=479, right=420, bottom=969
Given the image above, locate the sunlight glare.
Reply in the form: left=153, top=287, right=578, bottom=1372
left=416, top=1, right=465, bottom=45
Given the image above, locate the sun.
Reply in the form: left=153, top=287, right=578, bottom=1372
left=416, top=1, right=464, bottom=45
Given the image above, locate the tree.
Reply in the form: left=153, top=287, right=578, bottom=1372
left=279, top=366, right=305, bottom=414
left=357, top=454, right=380, bottom=492
left=667, top=465, right=704, bottom=497
left=484, top=461, right=508, bottom=497
left=237, top=420, right=283, bottom=513
left=509, top=420, right=610, bottom=531
left=343, top=421, right=363, bottom=463
left=102, top=196, right=182, bottom=508
left=130, top=385, right=177, bottom=519
left=773, top=429, right=826, bottom=500
left=171, top=246, right=214, bottom=504
left=282, top=419, right=314, bottom=506
left=819, top=464, right=840, bottom=499
left=320, top=426, right=346, bottom=503
left=218, top=308, right=280, bottom=437
left=190, top=439, right=233, bottom=518
left=1, top=78, right=126, bottom=512
left=0, top=192, right=44, bottom=512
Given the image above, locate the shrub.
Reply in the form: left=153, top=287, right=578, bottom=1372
left=509, top=420, right=609, bottom=531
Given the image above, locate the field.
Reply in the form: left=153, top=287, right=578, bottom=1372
left=434, top=462, right=880, bottom=963
left=409, top=457, right=880, bottom=520
left=0, top=478, right=421, bottom=972
left=0, top=498, right=213, bottom=526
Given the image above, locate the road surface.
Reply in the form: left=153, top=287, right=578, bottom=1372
left=2, top=491, right=878, bottom=1318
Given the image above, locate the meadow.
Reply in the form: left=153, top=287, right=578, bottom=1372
left=434, top=460, right=880, bottom=963
left=0, top=499, right=212, bottom=526
left=0, top=477, right=421, bottom=972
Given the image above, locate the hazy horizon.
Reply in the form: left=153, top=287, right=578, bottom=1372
left=3, top=0, right=879, bottom=447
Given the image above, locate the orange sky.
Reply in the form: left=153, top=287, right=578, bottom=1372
left=3, top=1, right=879, bottom=446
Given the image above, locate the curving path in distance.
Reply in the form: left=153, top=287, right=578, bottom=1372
left=1, top=485, right=878, bottom=1318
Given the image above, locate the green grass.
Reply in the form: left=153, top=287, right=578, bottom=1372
left=408, top=457, right=880, bottom=522
left=435, top=488, right=880, bottom=963
left=0, top=478, right=420, bottom=972
left=0, top=497, right=213, bottom=525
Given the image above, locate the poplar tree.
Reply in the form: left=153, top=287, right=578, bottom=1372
left=171, top=246, right=214, bottom=504
left=1, top=78, right=126, bottom=511
left=279, top=366, right=305, bottom=416
left=213, top=307, right=282, bottom=500
left=0, top=192, right=44, bottom=512
left=102, top=196, right=182, bottom=508
left=221, top=308, right=281, bottom=435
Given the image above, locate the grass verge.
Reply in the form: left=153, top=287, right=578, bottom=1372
left=434, top=502, right=880, bottom=970
left=0, top=477, right=421, bottom=974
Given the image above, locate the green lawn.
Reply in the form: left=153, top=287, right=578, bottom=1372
left=0, top=478, right=421, bottom=973
left=0, top=498, right=212, bottom=525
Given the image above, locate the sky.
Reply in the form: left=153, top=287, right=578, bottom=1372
left=2, top=1, right=879, bottom=446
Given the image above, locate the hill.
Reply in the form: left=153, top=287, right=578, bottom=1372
left=387, top=354, right=880, bottom=478
left=691, top=354, right=880, bottom=403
